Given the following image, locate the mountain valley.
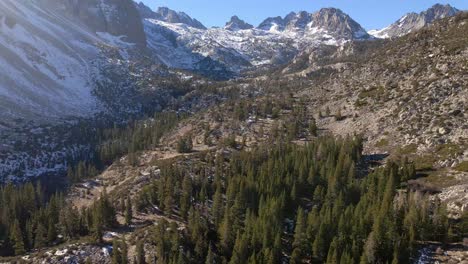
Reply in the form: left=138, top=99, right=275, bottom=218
left=0, top=1, right=466, bottom=263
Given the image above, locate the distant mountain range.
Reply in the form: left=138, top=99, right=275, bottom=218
left=139, top=4, right=372, bottom=77
left=136, top=2, right=461, bottom=76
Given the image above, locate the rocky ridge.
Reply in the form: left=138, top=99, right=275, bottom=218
left=138, top=3, right=370, bottom=77
left=369, top=4, right=460, bottom=38
left=273, top=12, right=468, bottom=203
left=135, top=3, right=206, bottom=30
left=224, top=16, right=254, bottom=31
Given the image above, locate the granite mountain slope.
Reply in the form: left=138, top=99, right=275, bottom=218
left=0, top=0, right=151, bottom=124
left=284, top=12, right=468, bottom=171
left=369, top=4, right=460, bottom=38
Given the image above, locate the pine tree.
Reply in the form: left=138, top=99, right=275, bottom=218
left=121, top=240, right=128, bottom=264
left=47, top=218, right=57, bottom=244
left=177, top=250, right=186, bottom=264
left=177, top=135, right=193, bottom=153
left=219, top=207, right=234, bottom=254
left=335, top=109, right=343, bottom=121
left=292, top=208, right=307, bottom=260
left=391, top=246, right=399, bottom=264
left=326, top=238, right=338, bottom=264
left=136, top=241, right=146, bottom=264
left=91, top=205, right=104, bottom=244
left=25, top=220, right=34, bottom=250
left=180, top=175, right=192, bottom=219
left=34, top=223, right=47, bottom=249
left=212, top=187, right=224, bottom=229
left=164, top=192, right=174, bottom=216
left=313, top=224, right=327, bottom=260
left=10, top=220, right=25, bottom=255
left=309, top=118, right=318, bottom=137
left=205, top=244, right=216, bottom=264
left=112, top=240, right=122, bottom=264
left=125, top=196, right=132, bottom=227
left=229, top=232, right=248, bottom=264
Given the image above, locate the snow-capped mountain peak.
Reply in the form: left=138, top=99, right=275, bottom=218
left=258, top=16, right=285, bottom=32
left=135, top=2, right=206, bottom=29
left=310, top=8, right=370, bottom=39
left=257, top=8, right=369, bottom=39
left=369, top=4, right=460, bottom=38
left=283, top=11, right=311, bottom=31
left=224, top=16, right=254, bottom=31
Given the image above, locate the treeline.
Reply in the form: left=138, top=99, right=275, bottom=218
left=131, top=136, right=465, bottom=264
left=0, top=183, right=117, bottom=256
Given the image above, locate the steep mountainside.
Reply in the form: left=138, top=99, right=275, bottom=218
left=0, top=0, right=154, bottom=124
left=285, top=12, right=467, bottom=171
left=138, top=3, right=370, bottom=77
left=0, top=0, right=101, bottom=121
left=369, top=4, right=460, bottom=38
left=41, top=0, right=147, bottom=46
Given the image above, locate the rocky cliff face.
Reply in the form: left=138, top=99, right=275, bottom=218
left=310, top=8, right=369, bottom=39
left=135, top=3, right=206, bottom=29
left=0, top=0, right=155, bottom=124
left=224, top=16, right=254, bottom=31
left=0, top=0, right=100, bottom=122
left=369, top=4, right=460, bottom=38
left=41, top=0, right=147, bottom=45
left=258, top=8, right=370, bottom=39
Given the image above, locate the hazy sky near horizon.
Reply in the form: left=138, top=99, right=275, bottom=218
left=139, top=0, right=467, bottom=30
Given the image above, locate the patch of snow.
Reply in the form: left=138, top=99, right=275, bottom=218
left=55, top=249, right=69, bottom=256
left=103, top=231, right=120, bottom=240
left=368, top=26, right=391, bottom=39
left=0, top=0, right=110, bottom=120
left=102, top=246, right=112, bottom=257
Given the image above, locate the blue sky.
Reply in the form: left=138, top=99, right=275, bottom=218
left=139, top=0, right=467, bottom=30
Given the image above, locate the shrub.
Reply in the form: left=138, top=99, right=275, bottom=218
left=375, top=138, right=389, bottom=148
left=176, top=136, right=193, bottom=153
left=454, top=161, right=468, bottom=172
left=223, top=135, right=237, bottom=148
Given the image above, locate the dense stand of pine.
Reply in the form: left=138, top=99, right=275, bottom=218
left=0, top=109, right=466, bottom=262
left=134, top=137, right=466, bottom=264
left=0, top=183, right=116, bottom=256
